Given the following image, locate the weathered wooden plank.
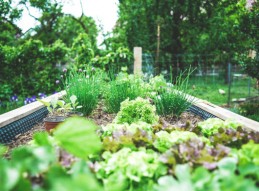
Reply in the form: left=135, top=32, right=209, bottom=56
left=0, top=91, right=66, bottom=128
left=192, top=97, right=259, bottom=132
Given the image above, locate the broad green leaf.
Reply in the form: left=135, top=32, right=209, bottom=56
left=103, top=171, right=128, bottom=191
left=53, top=117, right=102, bottom=159
left=11, top=146, right=56, bottom=176
left=217, top=157, right=237, bottom=176
left=0, top=160, right=20, bottom=191
left=32, top=132, right=54, bottom=147
left=37, top=99, right=51, bottom=107
left=13, top=177, right=31, bottom=191
left=70, top=95, right=77, bottom=104
left=49, top=174, right=103, bottom=191
left=57, top=100, right=65, bottom=107
left=46, top=164, right=103, bottom=191
left=154, top=164, right=194, bottom=191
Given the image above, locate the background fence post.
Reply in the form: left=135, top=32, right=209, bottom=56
left=134, top=47, right=142, bottom=75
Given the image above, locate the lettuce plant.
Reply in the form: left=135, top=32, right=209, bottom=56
left=197, top=118, right=241, bottom=136
left=154, top=161, right=259, bottom=191
left=114, top=97, right=159, bottom=125
left=237, top=141, right=259, bottom=166
left=96, top=148, right=167, bottom=190
left=149, top=75, right=168, bottom=91
left=102, top=121, right=153, bottom=136
left=153, top=130, right=209, bottom=152
left=101, top=122, right=155, bottom=152
left=159, top=138, right=230, bottom=168
left=236, top=141, right=259, bottom=180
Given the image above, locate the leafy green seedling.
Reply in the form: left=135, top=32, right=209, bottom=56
left=69, top=95, right=82, bottom=112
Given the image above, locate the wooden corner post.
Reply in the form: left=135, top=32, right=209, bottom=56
left=134, top=47, right=142, bottom=75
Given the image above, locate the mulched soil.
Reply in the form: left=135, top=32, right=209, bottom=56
left=5, top=103, right=203, bottom=150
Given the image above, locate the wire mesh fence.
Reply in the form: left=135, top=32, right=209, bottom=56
left=142, top=53, right=259, bottom=107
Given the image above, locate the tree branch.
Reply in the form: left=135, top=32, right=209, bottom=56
left=24, top=3, right=40, bottom=21
left=79, top=0, right=85, bottom=17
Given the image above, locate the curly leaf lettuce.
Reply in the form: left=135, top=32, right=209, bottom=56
left=153, top=131, right=205, bottom=152
left=96, top=148, right=167, bottom=190
left=198, top=118, right=241, bottom=136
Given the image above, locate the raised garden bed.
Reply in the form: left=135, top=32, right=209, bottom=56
left=1, top=73, right=259, bottom=191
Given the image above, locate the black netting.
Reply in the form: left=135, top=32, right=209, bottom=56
left=188, top=105, right=217, bottom=119
left=0, top=107, right=48, bottom=144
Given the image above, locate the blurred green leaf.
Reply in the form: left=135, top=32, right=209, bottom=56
left=0, top=160, right=20, bottom=191
left=53, top=117, right=102, bottom=159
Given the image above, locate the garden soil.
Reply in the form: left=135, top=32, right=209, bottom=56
left=6, top=104, right=203, bottom=150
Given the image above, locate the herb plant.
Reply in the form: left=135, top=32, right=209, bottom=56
left=104, top=74, right=147, bottom=113
left=154, top=69, right=195, bottom=116
left=63, top=69, right=101, bottom=115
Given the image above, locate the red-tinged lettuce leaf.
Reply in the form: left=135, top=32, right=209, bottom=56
left=102, top=128, right=155, bottom=152
left=159, top=138, right=230, bottom=168
left=209, top=127, right=259, bottom=148
left=53, top=117, right=102, bottom=159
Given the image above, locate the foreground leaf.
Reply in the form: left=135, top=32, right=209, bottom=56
left=53, top=117, right=102, bottom=159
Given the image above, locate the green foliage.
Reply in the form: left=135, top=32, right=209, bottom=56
left=237, top=1, right=259, bottom=80
left=1, top=113, right=259, bottom=190
left=114, top=97, right=159, bottom=125
left=0, top=0, right=22, bottom=46
left=71, top=33, right=94, bottom=68
left=153, top=164, right=194, bottom=191
left=154, top=70, right=194, bottom=116
left=91, top=47, right=133, bottom=70
left=104, top=75, right=147, bottom=113
left=0, top=118, right=103, bottom=191
left=115, top=0, right=251, bottom=73
left=53, top=117, right=102, bottom=159
left=153, top=130, right=204, bottom=152
left=37, top=96, right=81, bottom=116
left=237, top=101, right=259, bottom=121
left=69, top=95, right=82, bottom=112
left=154, top=158, right=259, bottom=191
left=236, top=141, right=259, bottom=180
left=96, top=148, right=167, bottom=191
left=102, top=121, right=153, bottom=136
left=149, top=75, right=168, bottom=92
left=102, top=128, right=155, bottom=152
left=237, top=141, right=259, bottom=166
left=197, top=118, right=241, bottom=136
left=63, top=69, right=101, bottom=115
left=0, top=39, right=68, bottom=96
